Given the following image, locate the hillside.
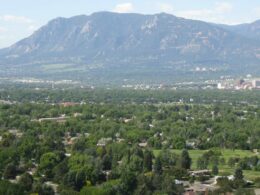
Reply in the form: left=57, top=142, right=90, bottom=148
left=0, top=12, right=259, bottom=84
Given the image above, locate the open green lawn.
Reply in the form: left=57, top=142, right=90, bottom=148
left=153, top=149, right=260, bottom=180
left=41, top=63, right=87, bottom=73
left=41, top=63, right=73, bottom=70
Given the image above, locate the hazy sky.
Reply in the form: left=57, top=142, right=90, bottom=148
left=0, top=0, right=260, bottom=48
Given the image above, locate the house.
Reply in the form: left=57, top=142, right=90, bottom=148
left=38, top=115, right=69, bottom=123
left=184, top=188, right=195, bottom=195
left=8, top=129, right=23, bottom=138
left=117, top=138, right=125, bottom=143
left=44, top=181, right=59, bottom=194
left=189, top=170, right=211, bottom=177
left=154, top=132, right=163, bottom=138
left=175, top=179, right=185, bottom=185
left=102, top=170, right=112, bottom=180
left=69, top=137, right=79, bottom=145
left=73, top=113, right=82, bottom=117
left=124, top=118, right=132, bottom=123
left=27, top=167, right=37, bottom=175
left=0, top=100, right=13, bottom=105
left=97, top=138, right=112, bottom=146
left=9, top=175, right=21, bottom=184
left=63, top=132, right=89, bottom=146
left=187, top=181, right=218, bottom=195
left=138, top=142, right=148, bottom=148
left=60, top=102, right=78, bottom=107
left=186, top=139, right=198, bottom=149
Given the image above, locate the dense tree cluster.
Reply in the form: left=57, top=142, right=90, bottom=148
left=0, top=89, right=259, bottom=194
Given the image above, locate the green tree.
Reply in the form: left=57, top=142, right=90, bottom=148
left=134, top=174, right=153, bottom=195
left=197, top=156, right=208, bottom=170
left=212, top=164, right=219, bottom=175
left=19, top=173, right=34, bottom=192
left=1, top=133, right=15, bottom=147
left=233, top=168, right=245, bottom=188
left=39, top=152, right=61, bottom=178
left=234, top=168, right=244, bottom=180
left=143, top=150, right=153, bottom=172
left=0, top=180, right=25, bottom=195
left=234, top=188, right=255, bottom=195
left=53, top=159, right=69, bottom=183
left=3, top=163, right=17, bottom=179
left=216, top=177, right=233, bottom=193
left=102, top=154, right=112, bottom=170
left=154, top=156, right=162, bottom=175
left=80, top=186, right=106, bottom=195
left=129, top=155, right=143, bottom=172
left=180, top=149, right=191, bottom=169
left=41, top=185, right=55, bottom=195
left=120, top=168, right=137, bottom=195
left=63, top=170, right=86, bottom=191
left=162, top=175, right=184, bottom=195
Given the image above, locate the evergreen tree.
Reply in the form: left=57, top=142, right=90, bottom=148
left=102, top=154, right=112, bottom=170
left=143, top=150, right=153, bottom=172
left=154, top=156, right=162, bottom=175
left=197, top=156, right=208, bottom=170
left=19, top=173, right=34, bottom=192
left=120, top=168, right=137, bottom=195
left=3, top=163, right=17, bottom=179
left=212, top=164, right=219, bottom=175
left=180, top=149, right=192, bottom=169
left=234, top=168, right=244, bottom=180
left=233, top=168, right=245, bottom=188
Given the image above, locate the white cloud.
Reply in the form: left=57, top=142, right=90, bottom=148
left=28, top=25, right=38, bottom=31
left=253, top=7, right=260, bottom=18
left=0, top=27, right=7, bottom=33
left=177, top=9, right=213, bottom=19
left=0, top=15, right=33, bottom=24
left=113, top=3, right=134, bottom=13
left=176, top=2, right=235, bottom=24
left=215, top=2, right=233, bottom=13
left=0, top=15, right=37, bottom=48
left=159, top=3, right=174, bottom=13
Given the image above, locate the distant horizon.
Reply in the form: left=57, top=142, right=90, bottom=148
left=1, top=0, right=260, bottom=48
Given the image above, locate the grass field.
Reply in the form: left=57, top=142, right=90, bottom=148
left=41, top=63, right=87, bottom=73
left=41, top=63, right=103, bottom=73
left=153, top=149, right=260, bottom=180
left=42, top=63, right=72, bottom=70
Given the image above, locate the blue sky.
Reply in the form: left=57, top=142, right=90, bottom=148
left=0, top=0, right=260, bottom=48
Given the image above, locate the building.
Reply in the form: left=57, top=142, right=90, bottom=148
left=97, top=138, right=112, bottom=146
left=38, top=115, right=69, bottom=123
left=8, top=129, right=23, bottom=138
left=189, top=170, right=211, bottom=177
left=44, top=181, right=59, bottom=194
left=253, top=79, right=260, bottom=89
left=60, top=102, right=79, bottom=107
left=138, top=142, right=148, bottom=148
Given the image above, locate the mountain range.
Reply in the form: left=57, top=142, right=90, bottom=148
left=0, top=12, right=259, bottom=85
